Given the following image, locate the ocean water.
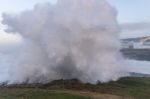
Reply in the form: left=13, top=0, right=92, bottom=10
left=126, top=59, right=150, bottom=74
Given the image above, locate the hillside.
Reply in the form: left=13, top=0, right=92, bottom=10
left=0, top=77, right=150, bottom=99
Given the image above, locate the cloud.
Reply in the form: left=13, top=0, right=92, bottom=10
left=0, top=23, right=22, bottom=43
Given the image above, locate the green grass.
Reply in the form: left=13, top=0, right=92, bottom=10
left=96, top=77, right=150, bottom=99
left=0, top=77, right=150, bottom=99
left=0, top=88, right=90, bottom=99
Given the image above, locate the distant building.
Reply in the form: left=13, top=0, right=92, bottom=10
left=140, top=36, right=150, bottom=45
left=121, top=36, right=150, bottom=49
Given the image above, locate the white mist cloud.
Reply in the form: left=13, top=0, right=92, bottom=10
left=0, top=42, right=23, bottom=82
left=1, top=0, right=127, bottom=84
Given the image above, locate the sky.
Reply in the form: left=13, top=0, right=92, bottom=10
left=0, top=0, right=150, bottom=42
left=0, top=0, right=150, bottom=23
left=108, top=0, right=150, bottom=23
left=107, top=0, right=150, bottom=38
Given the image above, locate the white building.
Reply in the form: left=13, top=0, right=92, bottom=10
left=121, top=36, right=150, bottom=49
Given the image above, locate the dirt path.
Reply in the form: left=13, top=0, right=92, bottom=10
left=73, top=91, right=121, bottom=99
left=62, top=90, right=122, bottom=99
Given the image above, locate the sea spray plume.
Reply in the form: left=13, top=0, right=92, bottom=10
left=2, top=0, right=127, bottom=84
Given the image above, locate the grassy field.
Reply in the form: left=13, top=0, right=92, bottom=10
left=0, top=89, right=90, bottom=99
left=0, top=77, right=150, bottom=99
